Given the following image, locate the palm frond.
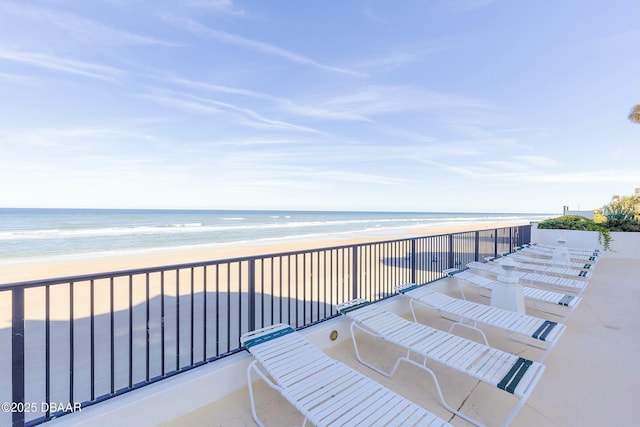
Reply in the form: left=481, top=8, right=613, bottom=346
left=629, top=103, right=640, bottom=124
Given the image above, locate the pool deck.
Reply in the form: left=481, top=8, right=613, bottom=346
left=159, top=258, right=640, bottom=427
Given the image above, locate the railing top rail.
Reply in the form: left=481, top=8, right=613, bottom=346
left=0, top=224, right=527, bottom=292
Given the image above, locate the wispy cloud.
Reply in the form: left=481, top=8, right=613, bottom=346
left=0, top=2, right=177, bottom=47
left=322, top=85, right=492, bottom=117
left=4, top=127, right=155, bottom=150
left=163, top=16, right=366, bottom=77
left=182, top=0, right=245, bottom=16
left=140, top=89, right=325, bottom=133
left=438, top=0, right=499, bottom=13
left=513, top=155, right=561, bottom=169
left=166, top=76, right=372, bottom=121
left=0, top=71, right=34, bottom=83
left=521, top=170, right=640, bottom=184
left=0, top=47, right=121, bottom=81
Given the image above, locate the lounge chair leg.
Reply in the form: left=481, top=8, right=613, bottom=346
left=448, top=320, right=490, bottom=346
left=246, top=361, right=266, bottom=427
left=350, top=322, right=399, bottom=377
left=401, top=357, right=486, bottom=427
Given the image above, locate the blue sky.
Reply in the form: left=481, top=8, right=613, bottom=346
left=1, top=0, right=638, bottom=214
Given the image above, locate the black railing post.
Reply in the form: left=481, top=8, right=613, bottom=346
left=410, top=239, right=416, bottom=284
left=12, top=288, right=25, bottom=427
left=510, top=227, right=514, bottom=252
left=474, top=231, right=480, bottom=261
left=494, top=229, right=499, bottom=257
left=248, top=259, right=256, bottom=332
left=448, top=234, right=454, bottom=269
left=352, top=245, right=358, bottom=300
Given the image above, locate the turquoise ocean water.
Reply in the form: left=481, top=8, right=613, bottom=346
left=0, top=208, right=553, bottom=262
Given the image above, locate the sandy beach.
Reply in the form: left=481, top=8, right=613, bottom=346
left=1, top=221, right=527, bottom=284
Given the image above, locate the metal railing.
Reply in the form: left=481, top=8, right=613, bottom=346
left=0, top=224, right=530, bottom=426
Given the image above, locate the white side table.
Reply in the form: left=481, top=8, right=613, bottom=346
left=491, top=258, right=526, bottom=314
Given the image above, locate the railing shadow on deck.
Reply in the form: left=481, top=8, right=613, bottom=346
left=0, top=224, right=530, bottom=427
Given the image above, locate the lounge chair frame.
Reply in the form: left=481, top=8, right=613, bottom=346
left=241, top=323, right=451, bottom=427
left=467, top=261, right=588, bottom=295
left=337, top=300, right=545, bottom=427
left=396, top=284, right=566, bottom=363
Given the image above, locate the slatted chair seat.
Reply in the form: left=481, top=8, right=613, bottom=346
left=241, top=323, right=452, bottom=427
left=482, top=257, right=592, bottom=279
left=515, top=246, right=599, bottom=263
left=522, top=243, right=600, bottom=256
left=395, top=284, right=566, bottom=363
left=444, top=268, right=581, bottom=319
left=467, top=261, right=589, bottom=294
left=337, top=300, right=545, bottom=427
left=492, top=252, right=595, bottom=271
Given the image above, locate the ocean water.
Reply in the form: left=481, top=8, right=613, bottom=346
left=0, top=208, right=553, bottom=262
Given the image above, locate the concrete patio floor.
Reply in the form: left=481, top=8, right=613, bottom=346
left=162, top=258, right=640, bottom=427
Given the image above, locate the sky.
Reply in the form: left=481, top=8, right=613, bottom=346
left=1, top=0, right=639, bottom=214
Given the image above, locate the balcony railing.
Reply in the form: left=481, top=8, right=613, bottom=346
left=0, top=224, right=530, bottom=426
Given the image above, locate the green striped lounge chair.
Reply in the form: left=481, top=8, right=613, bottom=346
left=337, top=300, right=545, bottom=427
left=241, top=323, right=452, bottom=427
left=395, top=283, right=566, bottom=363
left=444, top=268, right=582, bottom=320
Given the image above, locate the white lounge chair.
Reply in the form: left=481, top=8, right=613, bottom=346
left=485, top=257, right=592, bottom=279
left=444, top=268, right=581, bottom=320
left=396, top=283, right=566, bottom=362
left=493, top=252, right=596, bottom=270
left=523, top=243, right=600, bottom=256
left=515, top=245, right=599, bottom=264
left=337, top=300, right=545, bottom=427
left=467, top=261, right=588, bottom=295
left=241, top=323, right=452, bottom=427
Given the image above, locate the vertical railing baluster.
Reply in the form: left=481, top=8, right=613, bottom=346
left=302, top=254, right=306, bottom=327
left=259, top=259, right=264, bottom=328
left=248, top=259, right=256, bottom=334
left=11, top=288, right=25, bottom=427
left=238, top=262, right=243, bottom=347
left=226, top=265, right=231, bottom=354
left=160, top=271, right=165, bottom=376
left=110, top=278, right=114, bottom=395
left=145, top=273, right=150, bottom=382
left=448, top=235, right=454, bottom=269
left=203, top=267, right=207, bottom=361
left=90, top=280, right=95, bottom=401
left=69, top=282, right=75, bottom=405
left=411, top=239, right=417, bottom=284
left=352, top=245, right=358, bottom=300
left=295, top=255, right=300, bottom=327
left=45, top=285, right=50, bottom=420
left=190, top=268, right=194, bottom=367
left=278, top=257, right=283, bottom=324
left=286, top=256, right=291, bottom=324
left=269, top=258, right=275, bottom=326
left=128, top=276, right=133, bottom=389
left=215, top=265, right=220, bottom=357
left=175, top=270, right=180, bottom=372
